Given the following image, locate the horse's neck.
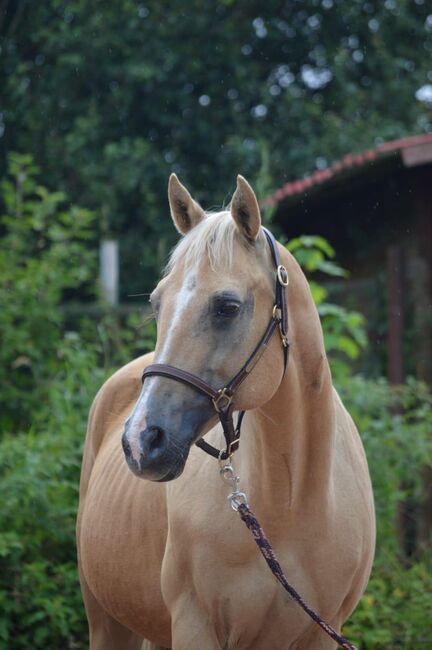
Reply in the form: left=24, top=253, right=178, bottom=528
left=240, top=255, right=336, bottom=524
left=244, top=361, right=334, bottom=508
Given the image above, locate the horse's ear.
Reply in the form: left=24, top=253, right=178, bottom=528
left=231, top=175, right=261, bottom=241
left=168, top=174, right=205, bottom=235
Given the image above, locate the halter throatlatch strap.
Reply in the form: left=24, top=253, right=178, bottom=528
left=141, top=227, right=290, bottom=460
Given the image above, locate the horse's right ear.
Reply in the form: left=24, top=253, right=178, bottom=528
left=168, top=174, right=205, bottom=235
left=230, top=175, right=261, bottom=241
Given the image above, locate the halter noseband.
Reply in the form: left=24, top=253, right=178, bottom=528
left=141, top=227, right=290, bottom=461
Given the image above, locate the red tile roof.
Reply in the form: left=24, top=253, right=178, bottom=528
left=261, top=133, right=432, bottom=208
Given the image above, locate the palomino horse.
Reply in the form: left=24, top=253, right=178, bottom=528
left=77, top=175, right=375, bottom=649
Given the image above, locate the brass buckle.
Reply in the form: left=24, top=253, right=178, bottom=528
left=212, top=388, right=233, bottom=413
left=273, top=305, right=289, bottom=346
left=277, top=265, right=289, bottom=287
left=227, top=436, right=240, bottom=456
left=218, top=436, right=241, bottom=466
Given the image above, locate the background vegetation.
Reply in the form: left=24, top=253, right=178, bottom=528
left=1, top=0, right=431, bottom=294
left=1, top=1, right=431, bottom=648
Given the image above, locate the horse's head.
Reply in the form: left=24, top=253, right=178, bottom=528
left=122, top=175, right=287, bottom=481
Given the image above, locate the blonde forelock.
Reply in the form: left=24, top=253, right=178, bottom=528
left=165, top=211, right=240, bottom=274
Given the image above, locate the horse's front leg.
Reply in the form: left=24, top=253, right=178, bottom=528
left=79, top=566, right=144, bottom=650
left=170, top=595, right=221, bottom=650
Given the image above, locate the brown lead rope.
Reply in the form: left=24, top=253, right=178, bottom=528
left=237, top=503, right=359, bottom=650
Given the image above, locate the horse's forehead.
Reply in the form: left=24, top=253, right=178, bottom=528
left=173, top=260, right=255, bottom=297
left=176, top=243, right=259, bottom=288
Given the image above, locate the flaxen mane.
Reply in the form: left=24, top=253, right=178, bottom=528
left=165, top=210, right=241, bottom=274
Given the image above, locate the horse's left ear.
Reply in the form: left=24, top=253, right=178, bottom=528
left=168, top=174, right=205, bottom=235
left=231, top=175, right=261, bottom=242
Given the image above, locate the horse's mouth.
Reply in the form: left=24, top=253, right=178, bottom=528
left=123, top=453, right=186, bottom=482
left=122, top=430, right=190, bottom=482
left=153, top=465, right=183, bottom=482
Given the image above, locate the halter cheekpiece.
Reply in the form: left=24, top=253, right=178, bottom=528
left=142, top=227, right=290, bottom=460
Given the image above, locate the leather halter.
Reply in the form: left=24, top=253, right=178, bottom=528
left=142, top=227, right=290, bottom=461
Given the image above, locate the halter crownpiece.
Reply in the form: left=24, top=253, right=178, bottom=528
left=141, top=227, right=290, bottom=460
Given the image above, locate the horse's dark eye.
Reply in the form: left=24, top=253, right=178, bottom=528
left=217, top=302, right=240, bottom=317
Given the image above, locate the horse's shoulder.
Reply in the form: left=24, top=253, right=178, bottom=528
left=98, top=351, right=155, bottom=405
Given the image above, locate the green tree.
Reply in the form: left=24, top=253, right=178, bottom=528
left=0, top=153, right=96, bottom=430
left=1, top=1, right=431, bottom=294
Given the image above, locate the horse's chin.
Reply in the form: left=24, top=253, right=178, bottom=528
left=123, top=448, right=188, bottom=482
left=153, top=465, right=185, bottom=482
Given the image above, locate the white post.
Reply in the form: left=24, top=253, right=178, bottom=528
left=100, top=239, right=119, bottom=306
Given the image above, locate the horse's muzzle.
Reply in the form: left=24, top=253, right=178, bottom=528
left=122, top=378, right=217, bottom=480
left=121, top=421, right=189, bottom=482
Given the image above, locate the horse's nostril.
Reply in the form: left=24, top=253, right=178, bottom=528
left=150, top=426, right=164, bottom=452
left=141, top=425, right=166, bottom=458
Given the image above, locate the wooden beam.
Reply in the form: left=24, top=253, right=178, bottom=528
left=412, top=167, right=432, bottom=384
left=386, top=245, right=404, bottom=385
left=402, top=142, right=432, bottom=168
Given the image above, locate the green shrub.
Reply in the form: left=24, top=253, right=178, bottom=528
left=0, top=334, right=105, bottom=649
left=0, top=153, right=96, bottom=431
left=339, top=377, right=432, bottom=649
left=287, top=235, right=368, bottom=380
left=0, top=160, right=429, bottom=648
left=1, top=368, right=430, bottom=648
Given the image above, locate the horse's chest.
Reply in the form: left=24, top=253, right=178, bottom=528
left=162, top=526, right=311, bottom=648
left=161, top=485, right=313, bottom=647
left=78, top=440, right=170, bottom=640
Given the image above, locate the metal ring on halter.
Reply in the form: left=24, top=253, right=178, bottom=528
left=220, top=463, right=235, bottom=480
left=229, top=491, right=248, bottom=511
left=277, top=265, right=289, bottom=287
left=212, top=388, right=233, bottom=413
left=218, top=447, right=232, bottom=468
left=272, top=304, right=282, bottom=321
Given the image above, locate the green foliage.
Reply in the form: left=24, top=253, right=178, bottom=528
left=338, top=377, right=432, bottom=649
left=287, top=235, right=368, bottom=378
left=92, top=310, right=157, bottom=373
left=1, top=0, right=431, bottom=294
left=0, top=153, right=96, bottom=430
left=0, top=153, right=429, bottom=647
left=339, top=377, right=432, bottom=553
left=0, top=156, right=156, bottom=646
left=345, top=560, right=432, bottom=649
left=1, top=366, right=430, bottom=648
left=0, top=334, right=104, bottom=649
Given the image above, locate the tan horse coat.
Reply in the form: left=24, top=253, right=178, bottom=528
left=77, top=176, right=375, bottom=649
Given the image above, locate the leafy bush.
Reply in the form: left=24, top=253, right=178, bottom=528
left=0, top=154, right=156, bottom=648
left=339, top=377, right=432, bottom=649
left=0, top=159, right=429, bottom=648
left=287, top=235, right=367, bottom=380
left=1, top=368, right=430, bottom=648
left=0, top=153, right=96, bottom=431
left=0, top=334, right=105, bottom=649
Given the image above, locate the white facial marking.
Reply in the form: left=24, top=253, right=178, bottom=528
left=127, top=407, right=147, bottom=463
left=124, top=272, right=197, bottom=461
left=157, top=272, right=197, bottom=364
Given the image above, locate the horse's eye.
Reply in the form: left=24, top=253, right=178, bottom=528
left=216, top=302, right=240, bottom=317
